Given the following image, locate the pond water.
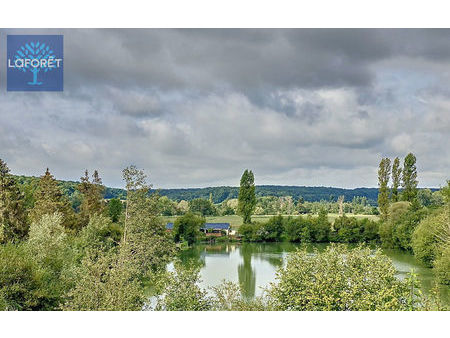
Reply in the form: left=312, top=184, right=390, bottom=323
left=175, top=242, right=450, bottom=306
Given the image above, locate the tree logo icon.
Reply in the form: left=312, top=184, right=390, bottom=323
left=12, top=41, right=59, bottom=86
left=7, top=35, right=64, bottom=92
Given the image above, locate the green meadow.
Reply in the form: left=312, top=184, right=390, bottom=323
left=163, top=213, right=380, bottom=229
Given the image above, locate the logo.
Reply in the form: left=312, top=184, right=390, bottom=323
left=7, top=35, right=63, bottom=91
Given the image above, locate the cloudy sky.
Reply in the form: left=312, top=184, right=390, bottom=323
left=0, top=29, right=449, bottom=189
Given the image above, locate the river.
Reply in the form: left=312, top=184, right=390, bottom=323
left=174, top=242, right=450, bottom=306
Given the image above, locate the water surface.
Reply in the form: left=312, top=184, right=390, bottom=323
left=176, top=242, right=450, bottom=306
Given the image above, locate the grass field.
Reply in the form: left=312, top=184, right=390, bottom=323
left=163, top=213, right=379, bottom=229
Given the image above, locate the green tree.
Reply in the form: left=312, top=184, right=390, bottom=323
left=121, top=166, right=174, bottom=275
left=238, top=169, right=256, bottom=224
left=402, top=153, right=418, bottom=203
left=30, top=168, right=77, bottom=232
left=417, top=188, right=433, bottom=207
left=189, top=198, right=216, bottom=216
left=313, top=208, right=330, bottom=242
left=391, top=157, right=402, bottom=202
left=77, top=169, right=105, bottom=226
left=108, top=198, right=123, bottom=223
left=63, top=248, right=144, bottom=311
left=0, top=159, right=28, bottom=243
left=173, top=212, right=205, bottom=245
left=378, top=157, right=391, bottom=221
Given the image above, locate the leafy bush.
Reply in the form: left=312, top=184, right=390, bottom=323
left=262, top=215, right=285, bottom=241
left=312, top=209, right=330, bottom=242
left=267, top=244, right=422, bottom=311
left=154, top=263, right=211, bottom=311
left=379, top=202, right=410, bottom=248
left=412, top=211, right=443, bottom=266
left=434, top=245, right=450, bottom=285
left=210, top=281, right=269, bottom=311
left=285, top=217, right=310, bottom=242
left=173, top=212, right=205, bottom=245
left=0, top=244, right=54, bottom=310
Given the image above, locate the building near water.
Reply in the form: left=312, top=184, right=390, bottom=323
left=166, top=222, right=231, bottom=236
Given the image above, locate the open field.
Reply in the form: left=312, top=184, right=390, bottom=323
left=163, top=213, right=379, bottom=229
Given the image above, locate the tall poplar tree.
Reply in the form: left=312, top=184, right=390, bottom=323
left=237, top=169, right=256, bottom=224
left=0, top=159, right=28, bottom=243
left=391, top=157, right=402, bottom=202
left=377, top=157, right=391, bottom=221
left=402, top=153, right=418, bottom=203
left=30, top=168, right=77, bottom=231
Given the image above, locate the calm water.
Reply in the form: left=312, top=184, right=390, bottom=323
left=175, top=242, right=450, bottom=306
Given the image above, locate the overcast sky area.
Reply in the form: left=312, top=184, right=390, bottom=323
left=0, top=29, right=449, bottom=189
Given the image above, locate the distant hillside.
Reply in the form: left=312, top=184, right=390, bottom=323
left=157, top=185, right=380, bottom=204
left=14, top=175, right=381, bottom=204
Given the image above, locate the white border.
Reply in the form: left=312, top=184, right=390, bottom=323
left=1, top=0, right=450, bottom=28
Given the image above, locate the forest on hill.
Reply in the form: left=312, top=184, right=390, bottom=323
left=14, top=175, right=385, bottom=204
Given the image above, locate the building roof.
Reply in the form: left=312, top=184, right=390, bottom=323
left=166, top=222, right=230, bottom=230
left=202, top=223, right=231, bottom=230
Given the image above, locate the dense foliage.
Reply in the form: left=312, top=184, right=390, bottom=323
left=173, top=212, right=205, bottom=245
left=267, top=245, right=424, bottom=310
left=1, top=155, right=448, bottom=311
left=238, top=169, right=256, bottom=224
left=239, top=212, right=379, bottom=244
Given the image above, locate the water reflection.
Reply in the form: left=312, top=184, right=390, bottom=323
left=238, top=244, right=256, bottom=298
left=177, top=242, right=449, bottom=306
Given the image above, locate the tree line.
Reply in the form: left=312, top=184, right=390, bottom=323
left=0, top=157, right=448, bottom=310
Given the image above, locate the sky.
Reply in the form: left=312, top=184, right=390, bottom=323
left=0, top=29, right=449, bottom=189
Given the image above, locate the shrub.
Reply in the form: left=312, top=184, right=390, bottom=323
left=262, top=215, right=285, bottom=241
left=0, top=244, right=52, bottom=310
left=239, top=222, right=264, bottom=242
left=393, top=207, right=428, bottom=251
left=412, top=211, right=442, bottom=266
left=312, top=211, right=330, bottom=242
left=333, top=215, right=361, bottom=242
left=173, top=212, right=205, bottom=245
left=434, top=245, right=450, bottom=285
left=154, top=263, right=211, bottom=311
left=210, top=281, right=269, bottom=311
left=379, top=202, right=410, bottom=248
left=360, top=218, right=379, bottom=242
left=267, top=244, right=422, bottom=311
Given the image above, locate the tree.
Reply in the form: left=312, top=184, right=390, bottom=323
left=238, top=169, right=256, bottom=224
left=121, top=166, right=174, bottom=275
left=337, top=195, right=344, bottom=216
left=402, top=153, right=418, bottom=203
left=313, top=208, right=330, bottom=242
left=63, top=248, right=144, bottom=311
left=0, top=159, right=28, bottom=243
left=30, top=168, right=77, bottom=231
left=378, top=157, right=391, bottom=221
left=391, top=157, right=402, bottom=202
left=189, top=198, right=217, bottom=216
left=173, top=212, right=205, bottom=245
left=108, top=198, right=123, bottom=223
left=77, top=169, right=105, bottom=227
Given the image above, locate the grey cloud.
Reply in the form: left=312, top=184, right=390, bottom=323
left=0, top=29, right=449, bottom=188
